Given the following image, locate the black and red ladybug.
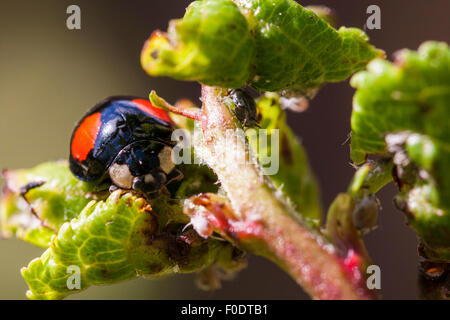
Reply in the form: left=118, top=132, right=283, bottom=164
left=69, top=96, right=182, bottom=197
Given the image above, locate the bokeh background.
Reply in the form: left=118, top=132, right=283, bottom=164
left=0, top=0, right=448, bottom=299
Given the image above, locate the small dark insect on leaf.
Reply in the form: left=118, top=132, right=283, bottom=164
left=227, top=88, right=259, bottom=128
left=352, top=194, right=379, bottom=233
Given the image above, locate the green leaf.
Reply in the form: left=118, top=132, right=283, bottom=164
left=141, top=0, right=383, bottom=94
left=0, top=188, right=56, bottom=248
left=348, top=159, right=393, bottom=198
left=350, top=41, right=450, bottom=259
left=1, top=159, right=221, bottom=247
left=1, top=161, right=101, bottom=247
left=22, top=190, right=244, bottom=299
left=247, top=94, right=321, bottom=222
left=142, top=0, right=253, bottom=88
left=1, top=161, right=243, bottom=298
left=350, top=41, right=450, bottom=165
left=305, top=5, right=336, bottom=27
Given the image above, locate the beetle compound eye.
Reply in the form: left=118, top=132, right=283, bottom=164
left=108, top=163, right=133, bottom=189
left=158, top=146, right=176, bottom=174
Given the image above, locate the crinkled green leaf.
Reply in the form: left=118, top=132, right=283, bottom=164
left=350, top=41, right=450, bottom=259
left=142, top=0, right=253, bottom=88
left=0, top=189, right=55, bottom=248
left=1, top=161, right=243, bottom=299
left=22, top=190, right=244, bottom=299
left=398, top=134, right=449, bottom=260
left=1, top=161, right=102, bottom=247
left=396, top=182, right=450, bottom=261
left=247, top=94, right=321, bottom=222
left=1, top=159, right=220, bottom=248
left=141, top=0, right=383, bottom=94
left=305, top=5, right=336, bottom=27
left=351, top=42, right=450, bottom=164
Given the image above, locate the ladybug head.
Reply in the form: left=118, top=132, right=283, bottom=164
left=107, top=140, right=182, bottom=197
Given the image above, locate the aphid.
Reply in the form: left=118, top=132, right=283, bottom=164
left=352, top=194, right=379, bottom=232
left=227, top=89, right=259, bottom=128
left=69, top=96, right=182, bottom=197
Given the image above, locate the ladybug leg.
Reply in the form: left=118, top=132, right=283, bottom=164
left=166, top=168, right=184, bottom=184
left=132, top=168, right=183, bottom=199
left=132, top=170, right=165, bottom=195
left=159, top=185, right=171, bottom=197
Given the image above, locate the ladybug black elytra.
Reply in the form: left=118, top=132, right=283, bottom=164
left=69, top=96, right=183, bottom=197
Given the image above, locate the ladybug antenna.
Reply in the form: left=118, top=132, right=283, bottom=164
left=149, top=91, right=201, bottom=121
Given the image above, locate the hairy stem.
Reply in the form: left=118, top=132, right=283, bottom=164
left=196, top=85, right=376, bottom=299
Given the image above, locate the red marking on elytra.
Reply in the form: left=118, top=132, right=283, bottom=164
left=132, top=99, right=173, bottom=124
left=71, top=112, right=102, bottom=162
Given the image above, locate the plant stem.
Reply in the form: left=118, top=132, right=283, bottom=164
left=195, top=85, right=377, bottom=300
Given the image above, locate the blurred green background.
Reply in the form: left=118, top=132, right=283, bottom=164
left=0, top=0, right=448, bottom=299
